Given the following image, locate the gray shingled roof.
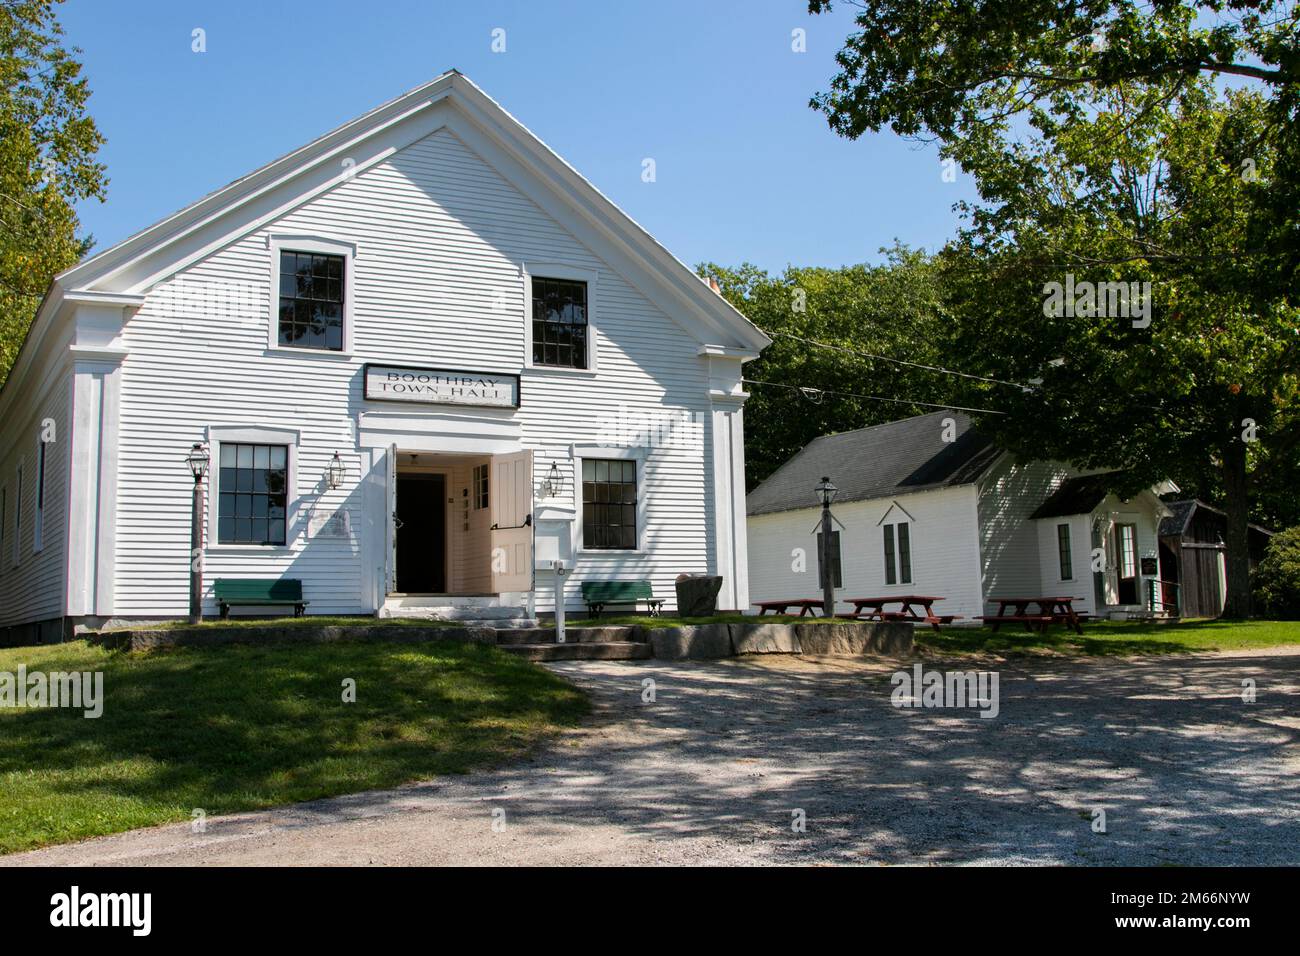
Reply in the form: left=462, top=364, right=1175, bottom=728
left=746, top=410, right=1001, bottom=517
left=1028, top=472, right=1123, bottom=519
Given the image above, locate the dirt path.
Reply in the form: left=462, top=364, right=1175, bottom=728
left=5, top=649, right=1299, bottom=866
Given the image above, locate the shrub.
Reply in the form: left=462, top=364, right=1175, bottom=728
left=1252, top=526, right=1300, bottom=619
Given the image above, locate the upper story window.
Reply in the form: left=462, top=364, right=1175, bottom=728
left=278, top=251, right=345, bottom=351
left=531, top=277, right=588, bottom=369
left=582, top=458, right=636, bottom=549
left=218, top=443, right=288, bottom=545
left=883, top=521, right=912, bottom=585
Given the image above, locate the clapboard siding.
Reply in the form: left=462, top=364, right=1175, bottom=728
left=747, top=485, right=985, bottom=620
left=0, top=361, right=71, bottom=628
left=976, top=458, right=1073, bottom=611
left=112, top=127, right=717, bottom=616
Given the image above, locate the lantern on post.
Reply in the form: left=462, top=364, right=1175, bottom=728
left=814, top=476, right=838, bottom=617
left=183, top=443, right=210, bottom=624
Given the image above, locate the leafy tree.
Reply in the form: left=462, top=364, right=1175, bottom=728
left=1252, top=525, right=1300, bottom=618
left=1, top=0, right=105, bottom=383
left=700, top=247, right=959, bottom=489
left=811, top=2, right=1300, bottom=617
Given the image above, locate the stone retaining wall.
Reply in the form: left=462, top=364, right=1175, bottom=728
left=92, top=624, right=498, bottom=652
left=649, top=621, right=913, bottom=660
left=92, top=619, right=914, bottom=658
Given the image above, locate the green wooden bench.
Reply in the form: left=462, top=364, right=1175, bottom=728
left=214, top=578, right=309, bottom=619
left=581, top=580, right=663, bottom=618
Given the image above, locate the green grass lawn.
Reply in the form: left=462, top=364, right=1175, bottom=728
left=0, top=639, right=587, bottom=855
left=918, top=618, right=1300, bottom=656
left=562, top=612, right=809, bottom=628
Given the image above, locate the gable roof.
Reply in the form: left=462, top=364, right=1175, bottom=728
left=1158, top=499, right=1275, bottom=538
left=1028, top=473, right=1123, bottom=520
left=746, top=410, right=1000, bottom=517
left=3, top=71, right=768, bottom=412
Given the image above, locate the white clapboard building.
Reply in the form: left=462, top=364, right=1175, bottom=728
left=747, top=411, right=1175, bottom=623
left=0, top=71, right=768, bottom=643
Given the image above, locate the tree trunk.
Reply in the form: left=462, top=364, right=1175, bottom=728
left=1220, top=438, right=1252, bottom=619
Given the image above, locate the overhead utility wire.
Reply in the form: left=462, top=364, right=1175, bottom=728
left=766, top=331, right=1027, bottom=390
left=741, top=378, right=1009, bottom=416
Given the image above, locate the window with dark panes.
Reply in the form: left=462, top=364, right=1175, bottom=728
left=582, top=458, right=636, bottom=549
left=532, top=277, right=588, bottom=369
left=278, top=251, right=344, bottom=350
left=218, top=443, right=288, bottom=545
left=473, top=463, right=489, bottom=511
left=1057, top=523, right=1073, bottom=580
left=883, top=522, right=912, bottom=585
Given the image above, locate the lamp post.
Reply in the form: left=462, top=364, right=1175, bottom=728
left=815, top=476, right=837, bottom=617
left=184, top=443, right=210, bottom=624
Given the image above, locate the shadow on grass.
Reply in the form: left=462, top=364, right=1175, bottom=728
left=0, top=640, right=588, bottom=854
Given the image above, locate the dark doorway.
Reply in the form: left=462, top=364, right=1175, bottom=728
left=395, top=474, right=446, bottom=593
left=1115, top=523, right=1139, bottom=605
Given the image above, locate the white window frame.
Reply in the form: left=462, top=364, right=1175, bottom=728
left=523, top=261, right=599, bottom=374
left=571, top=445, right=645, bottom=554
left=33, top=434, right=47, bottom=553
left=882, top=521, right=913, bottom=586
left=1057, top=522, right=1074, bottom=582
left=206, top=426, right=300, bottom=553
left=267, top=234, right=357, bottom=356
left=12, top=462, right=23, bottom=567
left=472, top=462, right=490, bottom=511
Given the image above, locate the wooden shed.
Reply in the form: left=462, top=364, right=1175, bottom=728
left=1157, top=500, right=1274, bottom=618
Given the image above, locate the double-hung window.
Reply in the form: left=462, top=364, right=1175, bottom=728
left=278, top=250, right=345, bottom=351
left=531, top=277, right=588, bottom=369
left=883, top=522, right=912, bottom=585
left=33, top=439, right=46, bottom=552
left=12, top=467, right=22, bottom=566
left=218, top=443, right=289, bottom=545
left=1057, top=523, right=1073, bottom=580
left=582, top=458, right=636, bottom=549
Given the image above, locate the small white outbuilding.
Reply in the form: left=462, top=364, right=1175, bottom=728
left=746, top=410, right=1174, bottom=622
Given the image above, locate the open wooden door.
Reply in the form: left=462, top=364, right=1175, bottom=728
left=385, top=443, right=398, bottom=594
left=490, top=450, right=533, bottom=594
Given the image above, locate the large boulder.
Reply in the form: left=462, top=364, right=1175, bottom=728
left=674, top=574, right=724, bottom=617
left=649, top=624, right=733, bottom=660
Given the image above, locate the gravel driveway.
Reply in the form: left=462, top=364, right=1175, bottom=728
left=5, top=648, right=1298, bottom=866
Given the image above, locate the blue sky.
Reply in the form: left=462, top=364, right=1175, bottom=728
left=60, top=0, right=978, bottom=274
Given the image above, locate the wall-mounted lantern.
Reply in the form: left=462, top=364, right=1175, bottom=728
left=542, top=461, right=562, bottom=498
left=328, top=451, right=345, bottom=490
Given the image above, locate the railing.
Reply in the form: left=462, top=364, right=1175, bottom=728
left=1147, top=578, right=1181, bottom=616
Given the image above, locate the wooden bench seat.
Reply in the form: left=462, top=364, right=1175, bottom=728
left=214, top=578, right=308, bottom=619
left=582, top=580, right=663, bottom=618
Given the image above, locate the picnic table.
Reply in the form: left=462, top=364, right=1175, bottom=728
left=977, top=596, right=1084, bottom=634
left=836, top=595, right=962, bottom=632
left=753, top=598, right=827, bottom=617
